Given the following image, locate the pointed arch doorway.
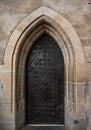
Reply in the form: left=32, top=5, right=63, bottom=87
left=2, top=6, right=85, bottom=130
left=26, top=33, right=64, bottom=125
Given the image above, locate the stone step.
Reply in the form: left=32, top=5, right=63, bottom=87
left=22, top=126, right=66, bottom=130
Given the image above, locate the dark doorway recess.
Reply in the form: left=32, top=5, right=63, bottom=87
left=26, top=33, right=64, bottom=125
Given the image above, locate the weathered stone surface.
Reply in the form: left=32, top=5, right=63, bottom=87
left=65, top=112, right=74, bottom=130
left=42, top=0, right=91, bottom=13
left=0, top=14, right=27, bottom=64
left=0, top=39, right=7, bottom=64
left=0, top=14, right=26, bottom=38
left=67, top=82, right=86, bottom=104
left=0, top=103, right=14, bottom=123
left=0, top=1, right=90, bottom=130
left=0, top=0, right=42, bottom=14
left=86, top=83, right=91, bottom=123
left=81, top=38, right=91, bottom=46
left=70, top=103, right=86, bottom=126
left=63, top=14, right=91, bottom=38
left=84, top=46, right=91, bottom=62
left=80, top=82, right=91, bottom=130
left=76, top=64, right=85, bottom=82
left=0, top=124, right=15, bottom=130
left=81, top=39, right=91, bottom=62
left=84, top=63, right=91, bottom=82
left=0, top=0, right=91, bottom=14
left=77, top=83, right=86, bottom=103
left=74, top=118, right=87, bottom=130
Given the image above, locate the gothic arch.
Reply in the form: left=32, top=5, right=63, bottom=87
left=2, top=6, right=84, bottom=130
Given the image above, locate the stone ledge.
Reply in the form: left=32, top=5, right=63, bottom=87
left=22, top=126, right=66, bottom=130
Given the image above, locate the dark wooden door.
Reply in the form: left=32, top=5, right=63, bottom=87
left=26, top=34, right=64, bottom=124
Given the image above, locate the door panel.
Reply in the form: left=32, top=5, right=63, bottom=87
left=26, top=34, right=64, bottom=124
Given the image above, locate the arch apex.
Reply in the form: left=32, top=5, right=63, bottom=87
left=4, top=6, right=84, bottom=64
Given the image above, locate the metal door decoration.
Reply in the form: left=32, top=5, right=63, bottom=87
left=26, top=34, right=64, bottom=124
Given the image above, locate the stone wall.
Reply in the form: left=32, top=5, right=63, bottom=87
left=0, top=0, right=91, bottom=130
left=0, top=0, right=91, bottom=65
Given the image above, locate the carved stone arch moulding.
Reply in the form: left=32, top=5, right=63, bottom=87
left=1, top=6, right=85, bottom=130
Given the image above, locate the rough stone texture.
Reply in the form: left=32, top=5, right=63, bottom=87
left=81, top=39, right=91, bottom=63
left=0, top=39, right=6, bottom=63
left=0, top=0, right=91, bottom=14
left=0, top=0, right=42, bottom=13
left=0, top=14, right=27, bottom=63
left=42, top=0, right=91, bottom=13
left=74, top=118, right=87, bottom=130
left=0, top=0, right=91, bottom=130
left=62, top=14, right=91, bottom=38
left=86, top=82, right=91, bottom=130
left=0, top=14, right=27, bottom=38
left=0, top=0, right=42, bottom=65
left=0, top=0, right=91, bottom=64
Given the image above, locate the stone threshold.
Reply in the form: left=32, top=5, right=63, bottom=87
left=22, top=125, right=66, bottom=130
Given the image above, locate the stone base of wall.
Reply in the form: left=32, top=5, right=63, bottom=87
left=0, top=123, right=15, bottom=130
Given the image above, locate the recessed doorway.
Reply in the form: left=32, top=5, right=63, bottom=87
left=26, top=33, right=64, bottom=125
